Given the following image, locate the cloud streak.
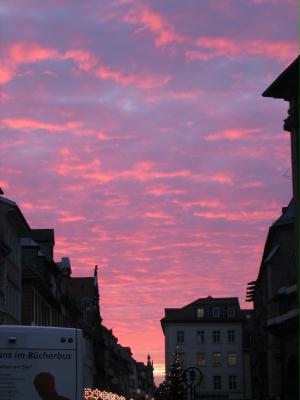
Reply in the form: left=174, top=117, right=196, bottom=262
left=0, top=0, right=296, bottom=383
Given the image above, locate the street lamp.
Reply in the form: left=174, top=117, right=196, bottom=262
left=181, top=367, right=203, bottom=400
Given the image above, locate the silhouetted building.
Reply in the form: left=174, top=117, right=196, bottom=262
left=71, top=267, right=102, bottom=388
left=161, top=296, right=253, bottom=399
left=136, top=354, right=155, bottom=398
left=21, top=230, right=81, bottom=327
left=262, top=55, right=299, bottom=293
left=249, top=201, right=298, bottom=400
left=0, top=195, right=30, bottom=324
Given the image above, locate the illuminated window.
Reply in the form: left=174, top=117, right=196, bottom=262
left=197, top=308, right=204, bottom=318
left=212, top=352, right=222, bottom=367
left=197, top=330, right=205, bottom=344
left=228, top=352, right=237, bottom=366
left=197, top=352, right=206, bottom=367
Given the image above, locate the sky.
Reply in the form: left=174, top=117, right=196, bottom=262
left=0, top=0, right=298, bottom=385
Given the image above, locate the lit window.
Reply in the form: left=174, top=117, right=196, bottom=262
left=197, top=330, right=205, bottom=344
left=176, top=331, right=184, bottom=344
left=212, top=352, right=222, bottom=367
left=197, top=308, right=204, bottom=318
left=228, top=330, right=235, bottom=343
left=213, top=375, right=222, bottom=390
left=213, top=330, right=220, bottom=343
left=229, top=375, right=237, bottom=390
left=197, top=352, right=206, bottom=367
left=212, top=307, right=220, bottom=318
left=228, top=352, right=237, bottom=366
left=227, top=307, right=235, bottom=318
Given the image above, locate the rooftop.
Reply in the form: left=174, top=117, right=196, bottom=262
left=161, top=296, right=245, bottom=330
left=262, top=56, right=299, bottom=100
left=272, top=198, right=294, bottom=227
left=30, top=229, right=55, bottom=243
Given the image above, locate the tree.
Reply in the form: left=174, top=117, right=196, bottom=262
left=155, top=354, right=184, bottom=400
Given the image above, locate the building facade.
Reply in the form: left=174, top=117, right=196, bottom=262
left=161, top=296, right=253, bottom=400
left=249, top=201, right=298, bottom=400
left=0, top=195, right=30, bottom=324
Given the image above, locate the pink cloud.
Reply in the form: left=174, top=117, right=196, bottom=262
left=145, top=211, right=173, bottom=219
left=120, top=3, right=297, bottom=63
left=1, top=42, right=170, bottom=90
left=58, top=216, right=86, bottom=223
left=1, top=118, right=82, bottom=132
left=0, top=66, right=14, bottom=84
left=194, top=208, right=280, bottom=222
left=9, top=42, right=59, bottom=64
left=187, top=38, right=297, bottom=62
left=123, top=1, right=187, bottom=47
left=205, top=128, right=262, bottom=141
left=95, top=65, right=171, bottom=89
left=174, top=199, right=222, bottom=209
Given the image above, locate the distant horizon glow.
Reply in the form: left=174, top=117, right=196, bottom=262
left=0, top=0, right=297, bottom=386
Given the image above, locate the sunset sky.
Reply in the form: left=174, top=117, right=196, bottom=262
left=0, top=0, right=298, bottom=384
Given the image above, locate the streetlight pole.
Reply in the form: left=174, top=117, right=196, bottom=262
left=181, top=367, right=203, bottom=400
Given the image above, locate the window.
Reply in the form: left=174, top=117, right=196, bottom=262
left=176, top=331, right=184, bottom=344
left=212, top=352, right=222, bottom=367
left=197, top=308, right=204, bottom=318
left=227, top=307, right=235, bottom=318
left=32, top=289, right=51, bottom=326
left=197, top=330, right=205, bottom=344
left=212, top=307, right=220, bottom=318
left=228, top=330, right=235, bottom=343
left=199, top=375, right=206, bottom=390
left=213, top=330, right=220, bottom=343
left=229, top=375, right=237, bottom=390
left=7, top=282, right=20, bottom=322
left=213, top=376, right=222, bottom=390
left=197, top=352, right=206, bottom=367
left=228, top=352, right=237, bottom=366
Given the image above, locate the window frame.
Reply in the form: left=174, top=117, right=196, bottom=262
left=228, top=330, right=235, bottom=343
left=176, top=330, right=185, bottom=344
left=213, top=375, right=222, bottom=390
left=227, top=352, right=237, bottom=366
left=196, top=307, right=205, bottom=318
left=212, top=352, right=222, bottom=367
left=213, top=330, right=221, bottom=343
left=196, top=352, right=206, bottom=367
left=227, top=307, right=235, bottom=318
left=212, top=307, right=221, bottom=318
left=196, top=330, right=205, bottom=344
left=228, top=375, right=237, bottom=390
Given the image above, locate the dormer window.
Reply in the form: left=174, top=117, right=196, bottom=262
left=197, top=308, right=204, bottom=318
left=227, top=307, right=235, bottom=318
left=212, top=307, right=220, bottom=318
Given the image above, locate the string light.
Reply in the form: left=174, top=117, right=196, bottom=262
left=84, top=388, right=126, bottom=400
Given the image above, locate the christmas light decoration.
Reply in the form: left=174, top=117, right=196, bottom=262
left=84, top=388, right=126, bottom=400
